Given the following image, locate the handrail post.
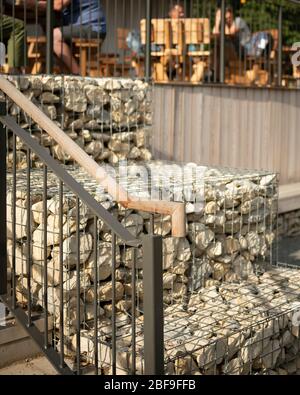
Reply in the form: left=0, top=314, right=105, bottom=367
left=46, top=0, right=54, bottom=74
left=277, top=4, right=283, bottom=87
left=142, top=234, right=164, bottom=375
left=145, top=0, right=152, bottom=81
left=0, top=101, right=7, bottom=296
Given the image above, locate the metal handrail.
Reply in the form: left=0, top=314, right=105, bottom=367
left=0, top=76, right=186, bottom=238
left=0, top=106, right=165, bottom=375
left=1, top=114, right=140, bottom=246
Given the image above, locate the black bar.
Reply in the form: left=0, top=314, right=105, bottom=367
left=76, top=197, right=81, bottom=375
left=111, top=232, right=116, bottom=375
left=145, top=0, right=152, bottom=81
left=142, top=234, right=164, bottom=375
left=43, top=165, right=48, bottom=349
left=131, top=247, right=136, bottom=374
left=46, top=0, right=54, bottom=74
left=278, top=5, right=283, bottom=87
left=0, top=102, right=7, bottom=296
left=12, top=133, right=16, bottom=308
left=93, top=217, right=98, bottom=375
left=220, top=0, right=225, bottom=84
left=26, top=148, right=32, bottom=327
left=59, top=181, right=64, bottom=367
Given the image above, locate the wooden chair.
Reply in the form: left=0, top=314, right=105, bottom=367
left=27, top=36, right=46, bottom=74
left=229, top=29, right=279, bottom=86
left=72, top=38, right=111, bottom=77
left=184, top=18, right=210, bottom=82
left=114, top=28, right=144, bottom=78
left=293, top=64, right=300, bottom=79
left=141, top=19, right=171, bottom=81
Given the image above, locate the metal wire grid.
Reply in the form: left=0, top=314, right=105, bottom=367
left=3, top=74, right=153, bottom=170
left=5, top=163, right=281, bottom=374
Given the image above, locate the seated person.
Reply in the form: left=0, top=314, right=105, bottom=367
left=211, top=5, right=251, bottom=80
left=169, top=2, right=185, bottom=19
left=213, top=5, right=251, bottom=57
left=0, top=13, right=26, bottom=73
left=53, top=0, right=106, bottom=75
left=151, top=3, right=185, bottom=53
left=165, top=2, right=185, bottom=80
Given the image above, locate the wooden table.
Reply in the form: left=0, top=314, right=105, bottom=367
left=72, top=38, right=110, bottom=77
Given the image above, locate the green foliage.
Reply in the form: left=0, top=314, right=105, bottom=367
left=240, top=0, right=300, bottom=45
left=192, top=0, right=300, bottom=46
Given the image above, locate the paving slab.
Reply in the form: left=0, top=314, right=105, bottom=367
left=0, top=355, right=58, bottom=375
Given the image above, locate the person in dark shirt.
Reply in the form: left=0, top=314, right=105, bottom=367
left=211, top=5, right=251, bottom=81
left=53, top=0, right=106, bottom=74
left=213, top=5, right=251, bottom=54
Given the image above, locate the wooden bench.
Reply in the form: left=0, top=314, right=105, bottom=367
left=140, top=18, right=210, bottom=83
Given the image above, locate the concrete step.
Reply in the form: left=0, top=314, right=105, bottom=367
left=0, top=313, right=53, bottom=369
left=279, top=183, right=300, bottom=214
left=0, top=355, right=57, bottom=375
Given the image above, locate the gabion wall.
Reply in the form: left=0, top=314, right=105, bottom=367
left=4, top=75, right=152, bottom=169
left=6, top=164, right=289, bottom=375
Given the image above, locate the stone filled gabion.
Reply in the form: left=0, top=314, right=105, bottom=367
left=76, top=267, right=300, bottom=375
left=5, top=74, right=299, bottom=375
left=5, top=164, right=290, bottom=375
left=4, top=75, right=152, bottom=168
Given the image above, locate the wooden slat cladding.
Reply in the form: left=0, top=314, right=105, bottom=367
left=152, top=84, right=300, bottom=185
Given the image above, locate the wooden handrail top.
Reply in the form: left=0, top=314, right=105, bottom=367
left=0, top=76, right=186, bottom=237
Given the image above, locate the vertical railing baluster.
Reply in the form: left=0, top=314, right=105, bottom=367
left=93, top=216, right=98, bottom=375
left=43, top=164, right=48, bottom=349
left=145, top=0, right=152, bottom=81
left=26, top=147, right=32, bottom=327
left=11, top=133, right=16, bottom=308
left=111, top=232, right=116, bottom=375
left=220, top=0, right=225, bottom=84
left=149, top=213, right=154, bottom=235
left=142, top=234, right=164, bottom=375
left=131, top=247, right=136, bottom=375
left=278, top=4, right=283, bottom=87
left=76, top=197, right=81, bottom=375
left=0, top=102, right=7, bottom=296
left=59, top=181, right=64, bottom=367
left=46, top=0, right=54, bottom=74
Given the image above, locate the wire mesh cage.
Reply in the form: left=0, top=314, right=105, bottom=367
left=3, top=75, right=153, bottom=170
left=5, top=161, right=286, bottom=375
